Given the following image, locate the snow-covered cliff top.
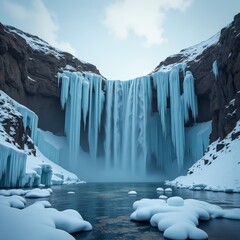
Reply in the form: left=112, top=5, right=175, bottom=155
left=155, top=31, right=220, bottom=72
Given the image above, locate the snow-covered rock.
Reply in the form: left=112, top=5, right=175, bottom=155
left=130, top=197, right=240, bottom=240
left=25, top=188, right=52, bottom=198
left=128, top=191, right=137, bottom=195
left=167, top=196, right=184, bottom=206
left=0, top=197, right=92, bottom=240
left=159, top=195, right=168, bottom=199
left=164, top=188, right=172, bottom=193
left=167, top=120, right=240, bottom=192
left=0, top=188, right=52, bottom=198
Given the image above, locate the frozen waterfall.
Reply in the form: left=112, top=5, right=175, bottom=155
left=58, top=64, right=206, bottom=178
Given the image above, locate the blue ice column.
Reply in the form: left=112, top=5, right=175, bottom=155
left=15, top=104, right=38, bottom=143
left=183, top=71, right=198, bottom=122
left=122, top=76, right=152, bottom=172
left=59, top=71, right=83, bottom=166
left=113, top=81, right=123, bottom=168
left=104, top=80, right=114, bottom=168
left=152, top=71, right=169, bottom=137
left=104, top=80, right=133, bottom=169
left=153, top=64, right=198, bottom=170
left=185, top=121, right=211, bottom=163
left=212, top=60, right=218, bottom=79
left=169, top=66, right=185, bottom=169
left=82, top=80, right=90, bottom=128
left=0, top=144, right=26, bottom=188
left=87, top=73, right=104, bottom=160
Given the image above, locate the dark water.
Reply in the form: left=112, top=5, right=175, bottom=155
left=26, top=183, right=240, bottom=240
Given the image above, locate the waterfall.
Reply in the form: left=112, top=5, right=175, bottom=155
left=57, top=64, right=206, bottom=178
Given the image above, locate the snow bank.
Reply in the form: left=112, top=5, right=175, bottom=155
left=0, top=195, right=26, bottom=209
left=130, top=197, right=240, bottom=240
left=0, top=188, right=52, bottom=198
left=0, top=196, right=92, bottom=240
left=167, top=120, right=240, bottom=192
left=25, top=188, right=52, bottom=198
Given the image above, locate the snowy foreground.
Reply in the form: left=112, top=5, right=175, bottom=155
left=167, top=120, right=240, bottom=192
left=0, top=188, right=92, bottom=240
left=131, top=196, right=240, bottom=240
left=1, top=187, right=240, bottom=240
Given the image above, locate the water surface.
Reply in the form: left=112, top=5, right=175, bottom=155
left=26, top=183, right=240, bottom=240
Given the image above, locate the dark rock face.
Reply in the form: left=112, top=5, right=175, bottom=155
left=154, top=13, right=240, bottom=142
left=0, top=23, right=101, bottom=134
left=216, top=143, right=225, bottom=152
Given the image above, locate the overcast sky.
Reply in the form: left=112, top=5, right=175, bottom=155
left=0, top=0, right=240, bottom=80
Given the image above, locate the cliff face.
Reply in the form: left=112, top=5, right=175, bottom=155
left=0, top=13, right=240, bottom=141
left=154, top=13, right=240, bottom=142
left=0, top=23, right=101, bottom=134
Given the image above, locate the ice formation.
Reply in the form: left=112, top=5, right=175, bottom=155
left=212, top=60, right=218, bottom=79
left=37, top=129, right=67, bottom=166
left=0, top=61, right=209, bottom=183
left=15, top=104, right=38, bottom=142
left=0, top=144, right=26, bottom=188
left=58, top=64, right=204, bottom=177
left=0, top=91, right=79, bottom=188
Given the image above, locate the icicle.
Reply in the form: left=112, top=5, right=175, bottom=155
left=183, top=71, right=198, bottom=122
left=82, top=80, right=90, bottom=128
left=169, top=66, right=185, bottom=169
left=68, top=73, right=82, bottom=165
left=0, top=144, right=26, bottom=188
left=60, top=75, right=70, bottom=109
left=87, top=73, right=103, bottom=160
left=122, top=77, right=151, bottom=173
left=212, top=60, right=218, bottom=79
left=152, top=71, right=169, bottom=136
left=58, top=71, right=83, bottom=166
left=104, top=81, right=114, bottom=168
left=16, top=105, right=38, bottom=143
left=113, top=81, right=123, bottom=167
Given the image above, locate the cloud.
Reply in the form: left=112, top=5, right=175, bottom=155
left=4, top=0, right=77, bottom=55
left=103, top=0, right=193, bottom=47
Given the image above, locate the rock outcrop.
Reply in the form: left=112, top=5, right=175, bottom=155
left=154, top=13, right=240, bottom=142
left=0, top=23, right=101, bottom=134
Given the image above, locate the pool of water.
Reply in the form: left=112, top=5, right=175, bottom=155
left=26, top=183, right=240, bottom=240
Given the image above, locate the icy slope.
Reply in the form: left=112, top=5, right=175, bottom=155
left=167, top=120, right=240, bottom=192
left=0, top=91, right=79, bottom=187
